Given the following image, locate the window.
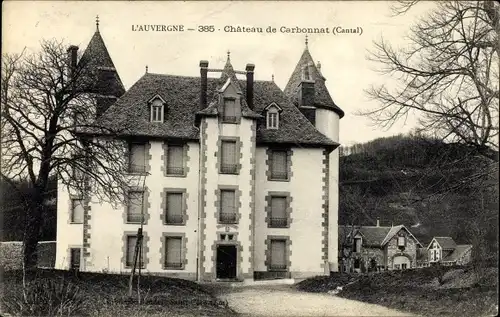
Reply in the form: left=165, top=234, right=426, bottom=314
left=165, top=236, right=183, bottom=269
left=398, top=236, right=406, bottom=247
left=401, top=263, right=407, bottom=270
left=71, top=199, right=84, bottom=223
left=270, top=196, right=287, bottom=228
left=150, top=99, right=164, bottom=122
left=166, top=144, right=184, bottom=175
left=129, top=143, right=146, bottom=173
left=220, top=140, right=237, bottom=174
left=267, top=109, right=279, bottom=129
left=354, top=238, right=362, bottom=253
left=69, top=248, right=81, bottom=270
left=127, top=191, right=144, bottom=223
left=270, top=240, right=287, bottom=271
left=222, top=98, right=237, bottom=123
left=270, top=150, right=288, bottom=180
left=126, top=235, right=145, bottom=268
left=394, top=264, right=401, bottom=270
left=165, top=192, right=183, bottom=225
left=219, top=189, right=236, bottom=224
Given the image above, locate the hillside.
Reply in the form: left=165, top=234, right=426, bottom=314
left=338, top=134, right=498, bottom=247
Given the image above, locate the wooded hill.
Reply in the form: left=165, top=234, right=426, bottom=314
left=339, top=134, right=498, bottom=248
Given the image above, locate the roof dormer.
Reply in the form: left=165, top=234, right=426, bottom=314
left=148, top=94, right=166, bottom=123
left=264, top=103, right=283, bottom=130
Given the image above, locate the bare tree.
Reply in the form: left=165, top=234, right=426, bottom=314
left=363, top=1, right=499, bottom=161
left=1, top=40, right=133, bottom=268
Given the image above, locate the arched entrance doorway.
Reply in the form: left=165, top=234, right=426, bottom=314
left=393, top=255, right=411, bottom=270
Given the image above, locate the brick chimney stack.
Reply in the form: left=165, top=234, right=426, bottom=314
left=245, top=63, right=255, bottom=109
left=199, top=60, right=209, bottom=109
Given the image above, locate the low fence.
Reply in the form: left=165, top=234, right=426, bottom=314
left=0, top=241, right=56, bottom=270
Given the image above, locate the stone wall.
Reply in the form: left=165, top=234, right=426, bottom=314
left=0, top=241, right=56, bottom=270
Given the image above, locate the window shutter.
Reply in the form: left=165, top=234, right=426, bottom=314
left=221, top=141, right=237, bottom=173
left=167, top=145, right=184, bottom=174
left=271, top=197, right=286, bottom=219
left=223, top=99, right=236, bottom=119
left=126, top=236, right=137, bottom=266
left=166, top=193, right=183, bottom=223
left=130, top=144, right=146, bottom=172
left=270, top=240, right=286, bottom=268
left=127, top=191, right=143, bottom=223
left=271, top=150, right=287, bottom=178
left=71, top=199, right=84, bottom=223
left=166, top=237, right=182, bottom=267
left=221, top=190, right=235, bottom=214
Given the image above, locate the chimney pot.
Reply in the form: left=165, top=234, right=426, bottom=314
left=376, top=218, right=380, bottom=227
left=245, top=63, right=255, bottom=109
left=199, top=60, right=209, bottom=109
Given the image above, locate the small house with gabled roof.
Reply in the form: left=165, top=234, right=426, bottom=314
left=427, top=237, right=472, bottom=266
left=339, top=221, right=423, bottom=272
left=56, top=21, right=344, bottom=281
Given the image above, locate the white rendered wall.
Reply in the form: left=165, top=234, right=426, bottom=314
left=315, top=108, right=340, bottom=272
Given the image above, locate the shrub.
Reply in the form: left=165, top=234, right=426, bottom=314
left=1, top=278, right=87, bottom=316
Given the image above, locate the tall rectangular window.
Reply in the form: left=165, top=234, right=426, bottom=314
left=165, top=192, right=183, bottom=225
left=219, top=190, right=236, bottom=224
left=220, top=140, right=237, bottom=174
left=166, top=145, right=184, bottom=175
left=151, top=104, right=163, bottom=122
left=270, top=150, right=288, bottom=180
left=270, top=197, right=287, bottom=228
left=267, top=111, right=279, bottom=129
left=127, top=191, right=144, bottom=223
left=354, top=238, right=362, bottom=253
left=165, top=236, right=183, bottom=269
left=222, top=98, right=237, bottom=123
left=129, top=143, right=146, bottom=173
left=270, top=240, right=287, bottom=270
left=126, top=235, right=144, bottom=268
left=398, top=236, right=406, bottom=247
left=71, top=199, right=84, bottom=223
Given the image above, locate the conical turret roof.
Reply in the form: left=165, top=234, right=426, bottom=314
left=284, top=45, right=344, bottom=118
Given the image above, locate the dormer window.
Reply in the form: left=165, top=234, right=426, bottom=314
left=149, top=95, right=166, bottom=123
left=265, top=103, right=282, bottom=129
left=222, top=98, right=237, bottom=123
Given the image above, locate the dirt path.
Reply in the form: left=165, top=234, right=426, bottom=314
left=216, top=285, right=417, bottom=317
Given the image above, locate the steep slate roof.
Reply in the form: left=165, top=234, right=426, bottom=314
left=95, top=71, right=338, bottom=147
left=79, top=29, right=125, bottom=97
left=284, top=48, right=344, bottom=118
left=431, top=237, right=457, bottom=250
left=442, top=244, right=472, bottom=262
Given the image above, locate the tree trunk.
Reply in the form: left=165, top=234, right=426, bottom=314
left=23, top=202, right=44, bottom=269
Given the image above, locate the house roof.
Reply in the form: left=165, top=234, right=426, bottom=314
left=93, top=71, right=338, bottom=148
left=284, top=48, right=344, bottom=118
left=429, top=237, right=457, bottom=250
left=78, top=30, right=125, bottom=98
left=338, top=224, right=422, bottom=248
left=442, top=244, right=472, bottom=262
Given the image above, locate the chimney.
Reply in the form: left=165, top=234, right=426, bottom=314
left=67, top=45, right=79, bottom=77
left=376, top=218, right=380, bottom=227
left=245, top=63, right=255, bottom=109
left=199, top=60, right=209, bottom=109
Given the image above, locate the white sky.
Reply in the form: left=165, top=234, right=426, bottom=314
left=2, top=1, right=435, bottom=146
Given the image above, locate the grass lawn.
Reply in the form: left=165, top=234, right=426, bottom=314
left=296, top=266, right=498, bottom=317
left=0, top=269, right=236, bottom=317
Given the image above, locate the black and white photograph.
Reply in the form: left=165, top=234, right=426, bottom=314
left=1, top=1, right=498, bottom=316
